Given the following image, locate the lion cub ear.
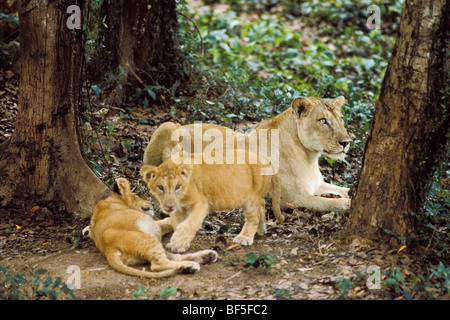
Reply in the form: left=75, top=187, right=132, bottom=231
left=291, top=97, right=313, bottom=118
left=179, top=163, right=193, bottom=180
left=140, top=165, right=157, bottom=182
left=329, top=96, right=346, bottom=109
left=115, top=178, right=131, bottom=196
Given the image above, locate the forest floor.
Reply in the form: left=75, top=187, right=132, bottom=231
left=0, top=72, right=443, bottom=301
left=0, top=198, right=429, bottom=301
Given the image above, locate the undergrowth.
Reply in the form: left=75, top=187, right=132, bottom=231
left=0, top=265, right=76, bottom=300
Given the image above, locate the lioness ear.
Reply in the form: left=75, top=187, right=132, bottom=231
left=291, top=97, right=313, bottom=118
left=329, top=96, right=346, bottom=109
left=140, top=165, right=157, bottom=182
left=115, top=178, right=131, bottom=196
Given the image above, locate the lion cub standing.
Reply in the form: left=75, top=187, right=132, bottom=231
left=140, top=151, right=283, bottom=253
left=88, top=178, right=218, bottom=278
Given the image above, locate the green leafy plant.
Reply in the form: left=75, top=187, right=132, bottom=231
left=336, top=277, right=355, bottom=299
left=244, top=252, right=276, bottom=271
left=384, top=265, right=413, bottom=300
left=160, top=286, right=178, bottom=300
left=0, top=265, right=76, bottom=300
left=384, top=262, right=450, bottom=300
left=273, top=287, right=292, bottom=300
left=132, top=285, right=149, bottom=300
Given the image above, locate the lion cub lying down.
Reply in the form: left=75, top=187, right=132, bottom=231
left=140, top=151, right=283, bottom=253
left=88, top=178, right=218, bottom=278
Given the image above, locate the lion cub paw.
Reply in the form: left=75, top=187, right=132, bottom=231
left=233, top=235, right=254, bottom=246
left=256, top=222, right=266, bottom=236
left=167, top=240, right=190, bottom=253
left=178, top=261, right=201, bottom=274
left=198, top=250, right=218, bottom=264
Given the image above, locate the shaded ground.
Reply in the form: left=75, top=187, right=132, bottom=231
left=0, top=201, right=432, bottom=300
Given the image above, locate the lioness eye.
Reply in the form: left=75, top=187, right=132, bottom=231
left=319, top=118, right=327, bottom=125
left=157, top=185, right=164, bottom=192
left=175, top=184, right=182, bottom=191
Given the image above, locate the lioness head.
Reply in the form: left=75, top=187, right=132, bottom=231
left=113, top=177, right=154, bottom=216
left=291, top=96, right=352, bottom=160
left=140, top=162, right=193, bottom=215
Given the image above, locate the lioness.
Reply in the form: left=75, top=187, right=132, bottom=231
left=88, top=177, right=218, bottom=278
left=143, top=96, right=352, bottom=212
left=140, top=151, right=282, bottom=253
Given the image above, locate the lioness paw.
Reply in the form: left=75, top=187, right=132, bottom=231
left=341, top=198, right=351, bottom=210
left=178, top=261, right=200, bottom=274
left=233, top=235, right=254, bottom=246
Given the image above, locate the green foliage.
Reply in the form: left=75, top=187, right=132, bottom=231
left=159, top=286, right=178, bottom=300
left=0, top=12, right=18, bottom=43
left=244, top=252, right=276, bottom=271
left=273, top=287, right=292, bottom=300
left=383, top=167, right=450, bottom=257
left=131, top=286, right=179, bottom=300
left=384, top=265, right=412, bottom=300
left=337, top=277, right=355, bottom=299
left=132, top=285, right=149, bottom=300
left=384, top=263, right=450, bottom=300
left=0, top=265, right=76, bottom=300
left=418, top=171, right=450, bottom=257
left=176, top=1, right=395, bottom=147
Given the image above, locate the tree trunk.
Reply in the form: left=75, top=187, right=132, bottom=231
left=104, top=0, right=184, bottom=106
left=0, top=0, right=109, bottom=218
left=345, top=0, right=449, bottom=241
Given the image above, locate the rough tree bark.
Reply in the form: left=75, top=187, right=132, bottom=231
left=101, top=0, right=184, bottom=105
left=346, top=0, right=449, bottom=240
left=0, top=0, right=109, bottom=218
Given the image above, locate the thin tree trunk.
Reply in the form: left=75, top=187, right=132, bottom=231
left=105, top=0, right=185, bottom=106
left=345, top=0, right=449, bottom=240
left=0, top=0, right=109, bottom=218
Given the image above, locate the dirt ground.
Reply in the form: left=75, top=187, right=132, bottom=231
left=1, top=202, right=429, bottom=301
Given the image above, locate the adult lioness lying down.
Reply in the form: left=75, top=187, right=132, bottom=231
left=88, top=178, right=217, bottom=278
left=143, top=96, right=352, bottom=212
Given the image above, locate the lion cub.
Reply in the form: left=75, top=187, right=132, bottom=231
left=88, top=178, right=218, bottom=278
left=140, top=151, right=283, bottom=253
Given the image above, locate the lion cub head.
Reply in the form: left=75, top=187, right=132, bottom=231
left=140, top=162, right=192, bottom=215
left=291, top=96, right=352, bottom=160
left=84, top=178, right=154, bottom=237
left=113, top=177, right=154, bottom=216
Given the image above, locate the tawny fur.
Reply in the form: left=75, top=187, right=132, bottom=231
left=88, top=178, right=217, bottom=278
left=143, top=96, right=352, bottom=212
left=141, top=151, right=282, bottom=253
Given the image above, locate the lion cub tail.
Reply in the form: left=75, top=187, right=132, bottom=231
left=270, top=173, right=284, bottom=224
left=106, top=252, right=177, bottom=279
